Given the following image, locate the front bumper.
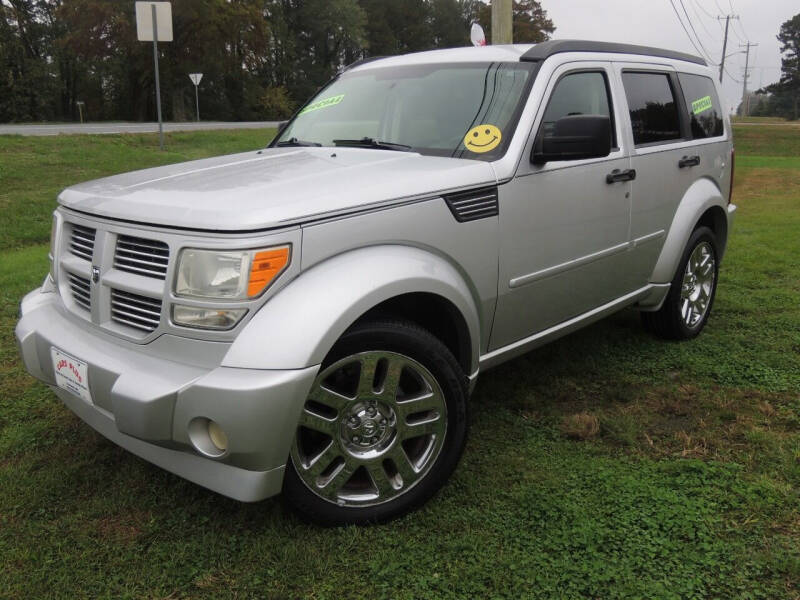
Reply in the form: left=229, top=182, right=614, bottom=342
left=15, top=284, right=318, bottom=502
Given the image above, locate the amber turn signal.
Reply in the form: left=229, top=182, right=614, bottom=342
left=247, top=246, right=290, bottom=297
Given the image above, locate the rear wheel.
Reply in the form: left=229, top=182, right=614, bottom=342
left=642, top=226, right=719, bottom=340
left=283, top=319, right=468, bottom=525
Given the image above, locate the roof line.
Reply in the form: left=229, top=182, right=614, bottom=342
left=343, top=56, right=386, bottom=71
left=520, top=40, right=706, bottom=66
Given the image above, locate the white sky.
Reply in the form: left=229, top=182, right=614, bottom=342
left=540, top=0, right=796, bottom=112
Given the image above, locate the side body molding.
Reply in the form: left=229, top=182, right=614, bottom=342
left=649, top=177, right=730, bottom=284
left=222, top=245, right=482, bottom=372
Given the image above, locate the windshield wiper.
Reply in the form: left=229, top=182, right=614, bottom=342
left=276, top=137, right=322, bottom=147
left=333, top=137, right=413, bottom=152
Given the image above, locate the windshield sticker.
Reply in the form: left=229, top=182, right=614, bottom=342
left=299, top=94, right=344, bottom=115
left=464, top=124, right=502, bottom=153
left=691, top=95, right=713, bottom=115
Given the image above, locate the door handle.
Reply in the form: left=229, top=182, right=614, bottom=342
left=606, top=168, right=636, bottom=184
left=678, top=155, right=701, bottom=168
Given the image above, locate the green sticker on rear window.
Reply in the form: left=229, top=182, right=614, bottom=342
left=299, top=94, right=344, bottom=115
left=691, top=95, right=713, bottom=115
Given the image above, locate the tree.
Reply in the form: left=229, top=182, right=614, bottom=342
left=358, top=0, right=432, bottom=56
left=0, top=0, right=557, bottom=122
left=430, top=0, right=470, bottom=48
left=0, top=0, right=59, bottom=122
left=760, top=13, right=799, bottom=120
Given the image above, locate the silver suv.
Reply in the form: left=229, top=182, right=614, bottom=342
left=16, top=40, right=736, bottom=525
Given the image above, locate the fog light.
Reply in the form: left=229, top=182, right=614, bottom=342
left=188, top=417, right=228, bottom=458
left=208, top=420, right=228, bottom=451
left=172, top=305, right=246, bottom=330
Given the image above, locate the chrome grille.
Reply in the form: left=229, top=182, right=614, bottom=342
left=70, top=225, right=96, bottom=261
left=110, top=289, right=162, bottom=332
left=69, top=273, right=91, bottom=311
left=114, top=235, right=169, bottom=280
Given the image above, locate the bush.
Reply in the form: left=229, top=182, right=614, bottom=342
left=258, top=86, right=296, bottom=119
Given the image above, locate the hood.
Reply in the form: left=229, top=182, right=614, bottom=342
left=58, top=147, right=497, bottom=231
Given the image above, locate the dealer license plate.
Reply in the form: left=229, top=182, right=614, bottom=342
left=51, top=347, right=92, bottom=403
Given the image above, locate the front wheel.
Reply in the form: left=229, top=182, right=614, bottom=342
left=642, top=226, right=719, bottom=340
left=283, top=319, right=468, bottom=525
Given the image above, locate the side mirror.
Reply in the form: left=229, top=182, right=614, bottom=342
left=276, top=120, right=289, bottom=135
left=531, top=115, right=612, bottom=164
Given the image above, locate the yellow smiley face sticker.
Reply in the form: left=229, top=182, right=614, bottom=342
left=464, top=124, right=502, bottom=153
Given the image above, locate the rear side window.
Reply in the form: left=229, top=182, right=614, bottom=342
left=622, top=72, right=681, bottom=146
left=678, top=73, right=724, bottom=139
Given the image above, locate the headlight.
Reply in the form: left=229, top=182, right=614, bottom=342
left=175, top=246, right=290, bottom=300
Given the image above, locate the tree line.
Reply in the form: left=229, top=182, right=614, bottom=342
left=748, top=13, right=799, bottom=120
left=0, top=0, right=554, bottom=123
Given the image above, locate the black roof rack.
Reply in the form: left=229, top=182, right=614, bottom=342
left=520, top=40, right=706, bottom=66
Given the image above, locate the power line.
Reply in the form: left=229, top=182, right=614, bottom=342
left=723, top=64, right=742, bottom=83
left=688, top=0, right=719, bottom=41
left=678, top=0, right=716, bottom=62
left=730, top=22, right=747, bottom=43
left=667, top=0, right=716, bottom=63
left=735, top=16, right=749, bottom=41
left=726, top=0, right=748, bottom=41
left=692, top=0, right=717, bottom=20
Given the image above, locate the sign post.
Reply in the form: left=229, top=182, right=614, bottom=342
left=136, top=2, right=173, bottom=150
left=188, top=73, right=203, bottom=122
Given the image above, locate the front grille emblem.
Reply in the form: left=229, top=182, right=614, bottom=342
left=91, top=266, right=100, bottom=284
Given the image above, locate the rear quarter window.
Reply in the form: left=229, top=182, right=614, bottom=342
left=621, top=72, right=682, bottom=146
left=678, top=73, right=724, bottom=139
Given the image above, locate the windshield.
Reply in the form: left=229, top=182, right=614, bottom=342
left=275, top=62, right=535, bottom=160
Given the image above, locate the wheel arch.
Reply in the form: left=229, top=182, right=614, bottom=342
left=649, top=178, right=729, bottom=283
left=354, top=292, right=472, bottom=376
left=222, top=245, right=482, bottom=374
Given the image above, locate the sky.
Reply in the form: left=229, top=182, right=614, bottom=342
left=540, top=0, right=797, bottom=113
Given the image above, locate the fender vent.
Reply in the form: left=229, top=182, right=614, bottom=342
left=443, top=186, right=499, bottom=222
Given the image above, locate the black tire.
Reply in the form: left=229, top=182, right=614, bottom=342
left=283, top=319, right=468, bottom=526
left=642, top=226, right=719, bottom=340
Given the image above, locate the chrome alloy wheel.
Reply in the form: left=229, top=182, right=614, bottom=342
left=680, top=241, right=716, bottom=328
left=290, top=351, right=448, bottom=507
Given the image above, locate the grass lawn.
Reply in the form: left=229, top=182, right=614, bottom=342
left=0, top=126, right=798, bottom=599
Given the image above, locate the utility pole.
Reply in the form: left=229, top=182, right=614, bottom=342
left=492, top=0, right=513, bottom=44
left=740, top=42, right=758, bottom=116
left=717, top=14, right=738, bottom=83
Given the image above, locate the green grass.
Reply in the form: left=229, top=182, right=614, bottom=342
left=0, top=129, right=274, bottom=251
left=0, top=126, right=798, bottom=599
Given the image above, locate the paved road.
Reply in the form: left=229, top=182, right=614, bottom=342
left=733, top=121, right=799, bottom=127
left=0, top=121, right=281, bottom=136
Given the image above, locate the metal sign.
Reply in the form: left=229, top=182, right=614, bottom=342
left=188, top=73, right=203, bottom=121
left=136, top=2, right=172, bottom=149
left=135, top=2, right=173, bottom=42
